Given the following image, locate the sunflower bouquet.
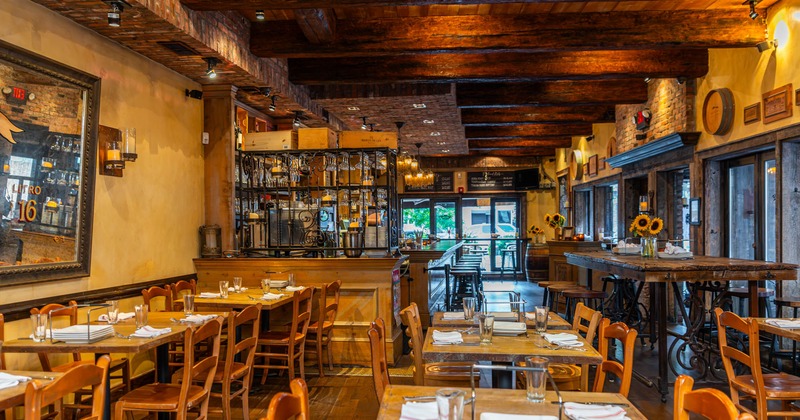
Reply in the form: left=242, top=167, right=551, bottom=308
left=629, top=214, right=663, bottom=257
left=528, top=225, right=544, bottom=235
left=545, top=213, right=566, bottom=229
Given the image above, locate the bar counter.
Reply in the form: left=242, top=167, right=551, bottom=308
left=400, top=240, right=463, bottom=328
left=193, top=256, right=407, bottom=366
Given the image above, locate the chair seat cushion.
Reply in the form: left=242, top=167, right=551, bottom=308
left=732, top=372, right=800, bottom=398
left=117, top=383, right=207, bottom=411
left=213, top=360, right=248, bottom=382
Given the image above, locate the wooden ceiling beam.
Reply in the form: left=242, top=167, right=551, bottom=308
left=461, top=106, right=614, bottom=126
left=288, top=49, right=708, bottom=84
left=294, top=9, right=336, bottom=44
left=469, top=139, right=572, bottom=149
left=457, top=80, right=648, bottom=108
left=465, top=123, right=593, bottom=139
left=467, top=149, right=556, bottom=157
left=183, top=0, right=662, bottom=10
left=251, top=11, right=761, bottom=58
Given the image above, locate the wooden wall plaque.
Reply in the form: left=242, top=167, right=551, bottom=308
left=763, top=83, right=793, bottom=124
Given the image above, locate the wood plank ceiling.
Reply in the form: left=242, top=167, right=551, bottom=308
left=35, top=0, right=769, bottom=157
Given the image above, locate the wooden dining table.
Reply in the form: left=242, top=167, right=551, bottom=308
left=431, top=311, right=571, bottom=330
left=565, top=250, right=799, bottom=402
left=377, top=385, right=646, bottom=419
left=0, top=370, right=62, bottom=411
left=422, top=327, right=601, bottom=390
left=753, top=318, right=800, bottom=341
left=193, top=289, right=294, bottom=311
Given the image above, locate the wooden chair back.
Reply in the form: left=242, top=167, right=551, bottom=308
left=171, top=279, right=197, bottom=311
left=713, top=307, right=766, bottom=417
left=399, top=302, right=425, bottom=386
left=572, top=302, right=602, bottom=344
left=288, top=288, right=314, bottom=348
left=30, top=300, right=80, bottom=370
left=177, top=317, right=222, bottom=417
left=592, top=318, right=638, bottom=397
left=264, top=378, right=309, bottom=420
left=0, top=313, right=5, bottom=370
left=142, top=285, right=173, bottom=312
left=674, top=374, right=755, bottom=420
left=24, top=355, right=110, bottom=420
left=368, top=318, right=390, bottom=403
left=224, top=304, right=261, bottom=380
left=317, top=280, right=341, bottom=330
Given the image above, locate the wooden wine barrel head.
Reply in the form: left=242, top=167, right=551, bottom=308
left=703, top=88, right=734, bottom=136
left=570, top=149, right=584, bottom=181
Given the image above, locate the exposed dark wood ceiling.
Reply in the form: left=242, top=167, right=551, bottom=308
left=31, top=0, right=770, bottom=157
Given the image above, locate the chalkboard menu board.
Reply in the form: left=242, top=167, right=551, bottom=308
left=467, top=171, right=516, bottom=191
left=405, top=172, right=454, bottom=192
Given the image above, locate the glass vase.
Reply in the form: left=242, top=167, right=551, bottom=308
left=554, top=227, right=562, bottom=241
left=641, top=236, right=657, bottom=258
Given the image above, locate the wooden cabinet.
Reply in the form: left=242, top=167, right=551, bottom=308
left=548, top=241, right=601, bottom=284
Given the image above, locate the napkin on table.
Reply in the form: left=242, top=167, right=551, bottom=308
left=261, top=293, right=284, bottom=300
left=563, top=402, right=629, bottom=420
left=227, top=287, right=248, bottom=292
left=480, top=414, right=558, bottom=420
left=543, top=332, right=583, bottom=347
left=180, top=314, right=217, bottom=323
left=98, top=312, right=135, bottom=322
left=285, top=286, right=305, bottom=292
left=432, top=330, right=463, bottom=344
left=442, top=312, right=466, bottom=320
left=400, top=401, right=438, bottom=420
left=130, top=326, right=172, bottom=338
left=766, top=319, right=800, bottom=328
left=198, top=292, right=221, bottom=298
left=663, top=242, right=688, bottom=255
left=0, top=372, right=31, bottom=390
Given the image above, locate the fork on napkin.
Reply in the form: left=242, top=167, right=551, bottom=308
left=766, top=319, right=800, bottom=328
left=563, top=402, right=629, bottom=420
left=198, top=292, right=221, bottom=298
left=180, top=314, right=217, bottom=323
left=432, top=330, right=463, bottom=345
left=130, top=326, right=172, bottom=338
left=543, top=332, right=583, bottom=347
left=98, top=312, right=135, bottom=322
left=400, top=401, right=438, bottom=420
left=0, top=372, right=31, bottom=390
left=285, top=286, right=305, bottom=292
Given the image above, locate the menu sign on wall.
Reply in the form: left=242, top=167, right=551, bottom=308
left=467, top=171, right=516, bottom=191
left=405, top=172, right=454, bottom=192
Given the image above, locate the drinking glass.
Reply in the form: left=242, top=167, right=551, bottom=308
left=219, top=280, right=229, bottom=298
left=183, top=294, right=195, bottom=316
left=478, top=313, right=494, bottom=344
left=288, top=273, right=296, bottom=287
left=261, top=278, right=271, bottom=293
left=233, top=277, right=243, bottom=292
left=462, top=297, right=476, bottom=320
left=534, top=306, right=548, bottom=334
left=31, top=314, right=47, bottom=342
left=525, top=356, right=549, bottom=403
left=134, top=304, right=148, bottom=328
left=436, top=388, right=465, bottom=420
left=107, top=300, right=120, bottom=324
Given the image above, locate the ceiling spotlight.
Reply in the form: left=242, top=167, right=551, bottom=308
left=293, top=111, right=303, bottom=127
left=107, top=1, right=123, bottom=27
left=347, top=106, right=360, bottom=111
left=412, top=103, right=427, bottom=109
left=676, top=76, right=687, bottom=85
left=423, top=119, right=435, bottom=124
left=756, top=39, right=777, bottom=52
left=204, top=57, right=219, bottom=79
left=747, top=0, right=759, bottom=19
left=585, top=134, right=595, bottom=141
left=259, top=87, right=272, bottom=97
left=268, top=95, right=277, bottom=112
left=644, top=77, right=652, bottom=83
left=394, top=121, right=405, bottom=131
left=255, top=10, right=265, bottom=20
left=430, top=131, right=441, bottom=136
left=361, top=116, right=368, bottom=130
left=368, top=124, right=375, bottom=132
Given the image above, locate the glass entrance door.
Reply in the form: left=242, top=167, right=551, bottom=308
left=725, top=152, right=775, bottom=261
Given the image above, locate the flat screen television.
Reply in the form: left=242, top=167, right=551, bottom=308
left=515, top=168, right=540, bottom=190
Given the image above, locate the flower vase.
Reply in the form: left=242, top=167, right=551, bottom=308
left=641, top=236, right=657, bottom=258
left=554, top=227, right=562, bottom=241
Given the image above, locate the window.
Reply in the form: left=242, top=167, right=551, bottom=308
left=573, top=189, right=592, bottom=237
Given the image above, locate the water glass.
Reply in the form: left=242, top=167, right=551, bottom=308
left=525, top=356, right=549, bottom=403
left=478, top=313, right=494, bottom=344
left=436, top=388, right=465, bottom=420
left=31, top=313, right=47, bottom=342
left=183, top=294, right=195, bottom=316
left=288, top=273, right=296, bottom=287
left=233, top=277, right=243, bottom=292
left=462, top=297, right=476, bottom=320
left=261, top=278, right=271, bottom=293
left=534, top=306, right=548, bottom=334
left=107, top=300, right=120, bottom=324
left=134, top=304, right=148, bottom=328
left=219, top=280, right=229, bottom=298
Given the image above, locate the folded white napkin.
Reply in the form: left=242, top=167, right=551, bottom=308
left=766, top=319, right=800, bottom=328
left=29, top=329, right=51, bottom=340
left=0, top=372, right=31, bottom=390
left=616, top=240, right=639, bottom=249
left=131, top=326, right=172, bottom=338
left=98, top=312, right=135, bottom=322
left=228, top=287, right=248, bottom=292
left=261, top=292, right=283, bottom=300
left=524, top=313, right=551, bottom=321
left=432, top=330, right=463, bottom=344
left=285, top=286, right=305, bottom=292
left=543, top=332, right=583, bottom=347
left=481, top=414, right=558, bottom=420
left=442, top=312, right=466, bottom=320
left=400, top=401, right=438, bottom=420
left=180, top=314, right=217, bottom=324
left=663, top=242, right=687, bottom=255
left=563, top=402, right=629, bottom=420
left=198, top=292, right=221, bottom=298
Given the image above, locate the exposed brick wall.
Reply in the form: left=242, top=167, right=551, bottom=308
left=0, top=69, right=82, bottom=134
left=615, top=78, right=696, bottom=153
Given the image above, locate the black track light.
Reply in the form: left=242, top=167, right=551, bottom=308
left=293, top=111, right=303, bottom=127
left=255, top=10, right=265, bottom=20
left=260, top=87, right=272, bottom=97
left=204, top=58, right=219, bottom=79
left=268, top=95, right=277, bottom=112
left=747, top=0, right=760, bottom=20
left=361, top=116, right=368, bottom=130
left=108, top=1, right=123, bottom=27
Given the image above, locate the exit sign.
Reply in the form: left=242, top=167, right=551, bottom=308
left=7, top=87, right=27, bottom=104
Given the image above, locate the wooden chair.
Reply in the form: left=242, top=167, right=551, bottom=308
left=255, top=287, right=314, bottom=383
left=209, top=304, right=261, bottom=420
left=263, top=378, right=309, bottom=420
left=399, top=302, right=478, bottom=387
left=171, top=279, right=197, bottom=311
left=114, top=317, right=222, bottom=420
left=674, top=375, right=755, bottom=420
left=142, top=285, right=174, bottom=312
left=368, top=318, right=390, bottom=403
left=0, top=313, right=6, bottom=370
left=547, top=302, right=602, bottom=391
left=714, top=307, right=800, bottom=420
left=24, top=355, right=111, bottom=420
left=592, top=319, right=638, bottom=397
left=306, top=280, right=341, bottom=377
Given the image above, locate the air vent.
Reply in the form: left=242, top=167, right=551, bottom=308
left=157, top=41, right=200, bottom=56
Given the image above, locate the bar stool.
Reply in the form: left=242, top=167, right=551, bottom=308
left=727, top=286, right=774, bottom=317
left=770, top=296, right=800, bottom=372
left=499, top=245, right=518, bottom=280
left=545, top=282, right=583, bottom=315
left=426, top=265, right=453, bottom=311
left=562, top=289, right=607, bottom=323
left=450, top=266, right=482, bottom=310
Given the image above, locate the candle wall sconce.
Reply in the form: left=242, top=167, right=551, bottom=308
left=99, top=126, right=137, bottom=177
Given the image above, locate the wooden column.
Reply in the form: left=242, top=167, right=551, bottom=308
left=203, top=85, right=237, bottom=251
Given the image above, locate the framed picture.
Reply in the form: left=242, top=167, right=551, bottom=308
left=561, top=226, right=575, bottom=240
left=763, top=83, right=793, bottom=124
left=743, top=103, right=761, bottom=125
left=796, top=88, right=800, bottom=106
left=689, top=198, right=702, bottom=226
left=599, top=156, right=606, bottom=171
left=588, top=154, right=598, bottom=176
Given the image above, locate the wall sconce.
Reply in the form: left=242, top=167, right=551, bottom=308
left=123, top=127, right=137, bottom=161
left=99, top=126, right=136, bottom=177
left=104, top=135, right=125, bottom=171
left=639, top=195, right=649, bottom=213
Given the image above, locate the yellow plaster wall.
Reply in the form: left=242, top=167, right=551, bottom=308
left=524, top=159, right=557, bottom=232
left=0, top=0, right=204, bottom=366
left=556, top=123, right=620, bottom=186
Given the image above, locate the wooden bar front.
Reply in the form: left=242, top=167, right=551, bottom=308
left=193, top=257, right=407, bottom=366
left=401, top=240, right=462, bottom=328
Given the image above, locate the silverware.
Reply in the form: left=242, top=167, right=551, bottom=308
left=552, top=401, right=629, bottom=407
left=115, top=333, right=133, bottom=339
left=432, top=342, right=481, bottom=346
left=404, top=396, right=475, bottom=404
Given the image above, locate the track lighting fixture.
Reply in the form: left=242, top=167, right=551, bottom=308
left=107, top=1, right=123, bottom=27
left=746, top=0, right=760, bottom=20
left=268, top=95, right=277, bottom=112
left=293, top=111, right=303, bottom=127
left=361, top=116, right=368, bottom=130
left=259, top=87, right=272, bottom=97
left=676, top=76, right=687, bottom=85
left=255, top=10, right=265, bottom=20
left=204, top=57, right=219, bottom=79
left=756, top=39, right=777, bottom=52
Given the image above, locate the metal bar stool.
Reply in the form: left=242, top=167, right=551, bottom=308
left=499, top=246, right=518, bottom=281
left=544, top=282, right=583, bottom=315
left=562, top=289, right=607, bottom=323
